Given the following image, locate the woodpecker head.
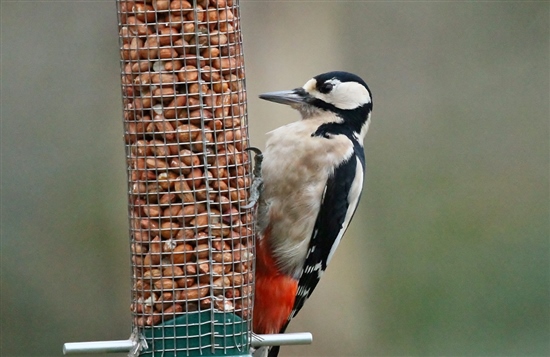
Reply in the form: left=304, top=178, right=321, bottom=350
left=260, top=71, right=372, bottom=138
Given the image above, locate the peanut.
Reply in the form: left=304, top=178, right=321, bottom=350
left=126, top=16, right=151, bottom=36
left=174, top=177, right=194, bottom=203
left=132, top=3, right=155, bottom=23
left=170, top=0, right=192, bottom=12
left=171, top=243, right=194, bottom=264
left=152, top=0, right=169, bottom=11
left=179, top=284, right=209, bottom=300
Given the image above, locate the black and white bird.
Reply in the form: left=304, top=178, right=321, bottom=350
left=251, top=71, right=373, bottom=357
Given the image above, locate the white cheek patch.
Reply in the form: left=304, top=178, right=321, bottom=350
left=326, top=81, right=371, bottom=110
left=334, top=81, right=371, bottom=109
left=305, top=78, right=371, bottom=111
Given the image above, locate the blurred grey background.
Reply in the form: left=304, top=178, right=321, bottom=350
left=1, top=1, right=548, bottom=356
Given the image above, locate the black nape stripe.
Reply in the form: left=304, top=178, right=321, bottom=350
left=310, top=99, right=371, bottom=136
left=312, top=121, right=357, bottom=139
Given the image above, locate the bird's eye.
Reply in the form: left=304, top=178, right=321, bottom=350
left=319, top=82, right=333, bottom=94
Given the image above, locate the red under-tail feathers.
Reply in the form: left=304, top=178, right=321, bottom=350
left=253, top=228, right=298, bottom=335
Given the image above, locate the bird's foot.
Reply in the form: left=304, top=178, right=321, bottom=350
left=242, top=147, right=264, bottom=210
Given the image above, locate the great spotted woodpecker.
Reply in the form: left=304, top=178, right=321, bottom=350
left=251, top=71, right=373, bottom=357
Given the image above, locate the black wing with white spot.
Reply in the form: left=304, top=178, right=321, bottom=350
left=285, top=142, right=365, bottom=328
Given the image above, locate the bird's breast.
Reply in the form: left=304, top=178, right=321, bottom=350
left=259, top=119, right=355, bottom=276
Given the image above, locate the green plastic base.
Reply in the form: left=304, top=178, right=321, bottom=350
left=141, top=311, right=251, bottom=357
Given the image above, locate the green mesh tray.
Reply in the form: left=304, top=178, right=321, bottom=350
left=141, top=311, right=251, bottom=357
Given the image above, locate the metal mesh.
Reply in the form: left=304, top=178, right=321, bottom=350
left=116, top=1, right=253, bottom=355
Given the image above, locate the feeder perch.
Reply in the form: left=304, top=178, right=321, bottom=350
left=63, top=1, right=312, bottom=356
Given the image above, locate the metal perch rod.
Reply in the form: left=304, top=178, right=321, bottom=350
left=63, top=340, right=134, bottom=354
left=63, top=333, right=313, bottom=354
left=250, top=332, right=313, bottom=347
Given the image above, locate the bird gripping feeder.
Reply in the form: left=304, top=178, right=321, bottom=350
left=62, top=1, right=312, bottom=356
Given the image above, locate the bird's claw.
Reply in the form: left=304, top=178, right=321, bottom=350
left=243, top=147, right=264, bottom=210
left=242, top=177, right=263, bottom=209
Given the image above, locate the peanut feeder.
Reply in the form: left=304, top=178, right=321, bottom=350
left=119, top=0, right=254, bottom=355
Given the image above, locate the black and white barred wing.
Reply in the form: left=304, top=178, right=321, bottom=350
left=288, top=151, right=365, bottom=324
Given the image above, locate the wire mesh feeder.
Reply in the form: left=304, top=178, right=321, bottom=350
left=119, top=0, right=253, bottom=355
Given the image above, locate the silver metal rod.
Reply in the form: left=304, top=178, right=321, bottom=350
left=63, top=340, right=134, bottom=354
left=250, top=332, right=313, bottom=347
left=63, top=332, right=312, bottom=354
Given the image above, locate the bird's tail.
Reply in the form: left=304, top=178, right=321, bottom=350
left=252, top=346, right=269, bottom=357
left=268, top=346, right=281, bottom=357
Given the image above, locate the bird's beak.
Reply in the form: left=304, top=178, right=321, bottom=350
left=259, top=88, right=310, bottom=106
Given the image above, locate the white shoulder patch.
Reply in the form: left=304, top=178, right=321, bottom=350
left=326, top=156, right=364, bottom=264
